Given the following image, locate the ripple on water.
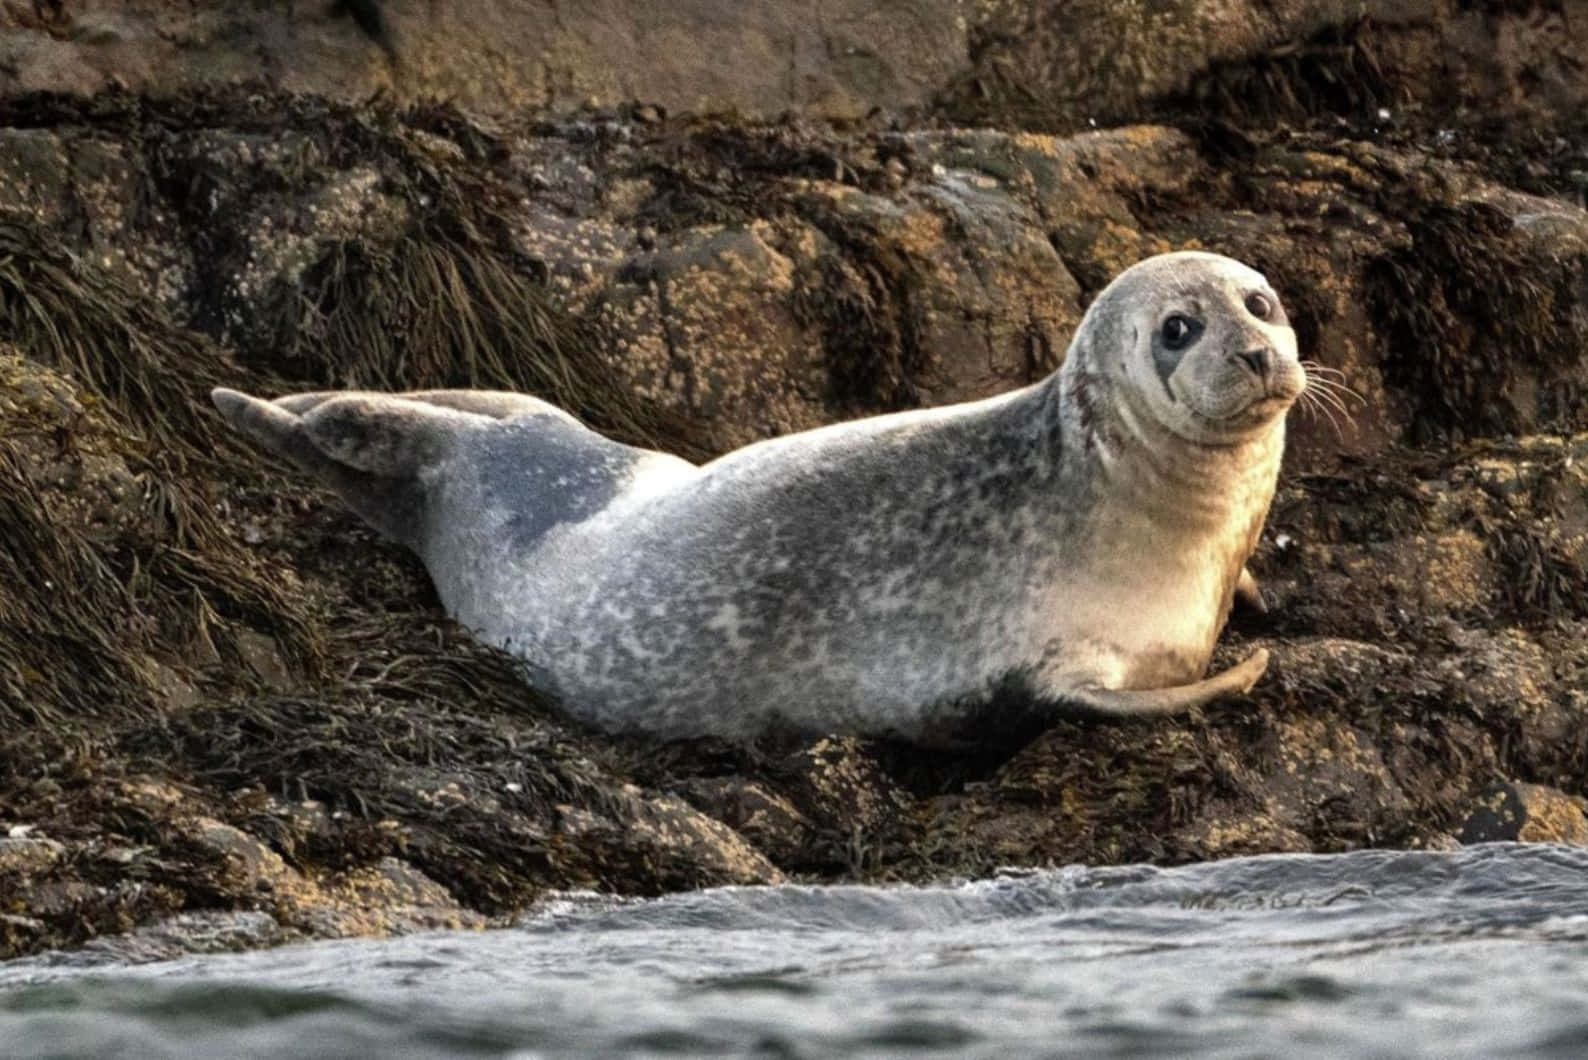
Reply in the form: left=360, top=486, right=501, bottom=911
left=2, top=844, right=1588, bottom=1059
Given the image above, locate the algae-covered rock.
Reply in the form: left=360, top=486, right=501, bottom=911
left=1462, top=784, right=1588, bottom=847
left=2, top=3, right=1588, bottom=963
left=4, top=2, right=1586, bottom=131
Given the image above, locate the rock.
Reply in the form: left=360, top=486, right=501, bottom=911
left=941, top=2, right=1588, bottom=130
left=1185, top=813, right=1313, bottom=860
left=0, top=914, right=47, bottom=948
left=176, top=817, right=491, bottom=939
left=1461, top=783, right=1588, bottom=846
left=0, top=836, right=64, bottom=878
left=5, top=99, right=1588, bottom=463
left=594, top=223, right=823, bottom=446
left=0, top=0, right=969, bottom=121
left=1, top=2, right=1584, bottom=131
left=572, top=785, right=785, bottom=889
left=678, top=778, right=817, bottom=868
left=778, top=738, right=913, bottom=872
left=75, top=911, right=295, bottom=964
left=179, top=817, right=299, bottom=896
left=289, top=858, right=490, bottom=938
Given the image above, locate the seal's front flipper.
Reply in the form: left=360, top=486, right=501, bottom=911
left=1234, top=567, right=1267, bottom=615
left=1062, top=648, right=1269, bottom=717
left=211, top=388, right=478, bottom=548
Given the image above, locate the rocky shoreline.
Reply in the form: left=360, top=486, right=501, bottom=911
left=2, top=2, right=1588, bottom=961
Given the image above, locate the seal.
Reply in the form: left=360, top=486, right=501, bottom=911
left=212, top=250, right=1305, bottom=746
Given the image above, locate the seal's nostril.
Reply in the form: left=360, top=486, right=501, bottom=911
left=1235, top=349, right=1270, bottom=379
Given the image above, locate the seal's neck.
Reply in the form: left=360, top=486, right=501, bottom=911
left=1053, top=369, right=1284, bottom=536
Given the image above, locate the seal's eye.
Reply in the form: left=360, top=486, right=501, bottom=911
left=1246, top=292, right=1273, bottom=320
left=1160, top=314, right=1199, bottom=351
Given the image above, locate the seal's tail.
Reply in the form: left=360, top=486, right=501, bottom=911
left=211, top=388, right=553, bottom=548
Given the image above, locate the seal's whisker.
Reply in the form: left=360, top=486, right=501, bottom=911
left=1313, top=402, right=1347, bottom=439
left=1299, top=359, right=1349, bottom=376
left=1300, top=366, right=1350, bottom=386
left=1298, top=390, right=1347, bottom=437
left=1308, top=392, right=1357, bottom=430
left=1301, top=374, right=1367, bottom=409
left=1304, top=383, right=1354, bottom=418
left=1296, top=391, right=1328, bottom=432
left=1310, top=385, right=1364, bottom=417
left=1300, top=368, right=1356, bottom=392
left=1307, top=387, right=1356, bottom=433
left=1303, top=372, right=1360, bottom=395
left=1300, top=363, right=1367, bottom=408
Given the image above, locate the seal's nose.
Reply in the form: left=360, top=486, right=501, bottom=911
left=1233, top=348, right=1272, bottom=381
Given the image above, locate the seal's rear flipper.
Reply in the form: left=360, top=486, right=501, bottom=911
left=211, top=388, right=479, bottom=548
left=269, top=389, right=581, bottom=424
left=291, top=393, right=465, bottom=477
left=1062, top=648, right=1269, bottom=717
left=211, top=388, right=334, bottom=477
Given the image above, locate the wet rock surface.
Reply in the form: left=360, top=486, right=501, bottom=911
left=1, top=3, right=1587, bottom=961
left=1461, top=782, right=1588, bottom=846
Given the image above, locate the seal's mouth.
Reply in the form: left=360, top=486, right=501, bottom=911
left=1206, top=387, right=1303, bottom=425
left=1246, top=393, right=1300, bottom=417
left=1251, top=385, right=1302, bottom=409
left=1237, top=367, right=1307, bottom=417
left=1170, top=352, right=1307, bottom=429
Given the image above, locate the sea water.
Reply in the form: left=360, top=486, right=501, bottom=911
left=3, top=844, right=1587, bottom=1058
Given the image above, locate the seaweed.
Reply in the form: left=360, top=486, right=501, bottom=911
left=0, top=342, right=319, bottom=732
left=119, top=622, right=592, bottom=911
left=0, top=218, right=244, bottom=460
left=1365, top=201, right=1582, bottom=440
left=634, top=126, right=883, bottom=234
left=0, top=447, right=141, bottom=727
left=1165, top=20, right=1394, bottom=128
left=266, top=234, right=708, bottom=458
left=793, top=248, right=928, bottom=414
left=1483, top=524, right=1588, bottom=623
left=129, top=92, right=717, bottom=461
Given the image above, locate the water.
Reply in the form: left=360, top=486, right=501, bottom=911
left=4, top=844, right=1588, bottom=1058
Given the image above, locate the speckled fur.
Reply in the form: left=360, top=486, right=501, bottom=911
left=214, top=252, right=1305, bottom=744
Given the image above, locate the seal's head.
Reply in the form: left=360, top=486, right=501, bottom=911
left=1067, top=251, right=1306, bottom=445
